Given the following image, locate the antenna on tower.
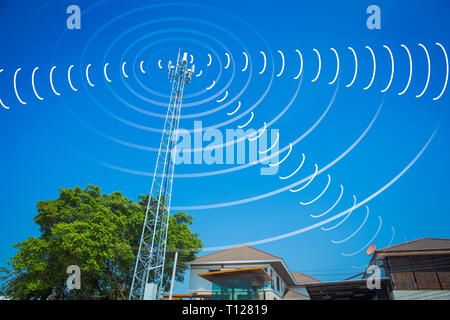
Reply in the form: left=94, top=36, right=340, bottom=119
left=129, top=50, right=193, bottom=300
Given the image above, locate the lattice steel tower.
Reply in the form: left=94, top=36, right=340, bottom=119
left=129, top=51, right=194, bottom=300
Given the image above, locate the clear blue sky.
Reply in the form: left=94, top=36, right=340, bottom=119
left=0, top=0, right=449, bottom=294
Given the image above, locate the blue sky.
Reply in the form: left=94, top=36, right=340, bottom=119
left=0, top=0, right=449, bottom=294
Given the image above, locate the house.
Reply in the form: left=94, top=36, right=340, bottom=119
left=305, top=238, right=450, bottom=300
left=305, top=278, right=393, bottom=300
left=187, top=245, right=319, bottom=300
left=361, top=238, right=450, bottom=300
left=185, top=238, right=450, bottom=300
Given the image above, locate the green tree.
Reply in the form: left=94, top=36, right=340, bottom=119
left=0, top=185, right=203, bottom=300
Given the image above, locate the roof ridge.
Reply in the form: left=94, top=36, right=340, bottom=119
left=379, top=238, right=423, bottom=251
left=192, top=244, right=247, bottom=261
left=191, top=244, right=282, bottom=262
left=283, top=289, right=308, bottom=299
left=378, top=238, right=450, bottom=251
left=292, top=271, right=319, bottom=279
left=291, top=271, right=321, bottom=283
left=245, top=245, right=282, bottom=260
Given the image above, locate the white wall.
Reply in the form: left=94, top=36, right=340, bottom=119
left=264, top=290, right=282, bottom=300
left=189, top=267, right=213, bottom=293
left=188, top=263, right=286, bottom=297
left=392, top=290, right=450, bottom=300
left=269, top=267, right=286, bottom=297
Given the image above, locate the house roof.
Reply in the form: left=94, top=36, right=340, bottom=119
left=189, top=245, right=298, bottom=286
left=283, top=290, right=309, bottom=300
left=291, top=272, right=321, bottom=285
left=305, top=278, right=392, bottom=300
left=189, top=245, right=322, bottom=288
left=363, top=238, right=450, bottom=279
left=376, top=238, right=450, bottom=253
left=189, top=245, right=282, bottom=264
left=198, top=267, right=273, bottom=284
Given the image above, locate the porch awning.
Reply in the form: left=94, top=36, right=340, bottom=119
left=198, top=267, right=273, bottom=284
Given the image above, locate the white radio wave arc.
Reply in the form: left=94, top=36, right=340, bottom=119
left=399, top=44, right=413, bottom=95
left=242, top=52, right=249, bottom=72
left=0, top=97, right=8, bottom=109
left=172, top=98, right=383, bottom=210
left=67, top=65, right=77, bottom=92
left=351, top=265, right=368, bottom=270
left=387, top=226, right=396, bottom=247
left=434, top=43, right=448, bottom=101
left=342, top=216, right=382, bottom=257
left=238, top=112, right=254, bottom=129
left=259, top=51, right=267, bottom=75
left=86, top=64, right=95, bottom=87
left=364, top=46, right=376, bottom=90
left=294, top=49, right=303, bottom=80
left=329, top=48, right=340, bottom=85
left=320, top=110, right=444, bottom=240
left=207, top=54, right=212, bottom=67
left=248, top=122, right=266, bottom=142
left=195, top=70, right=203, bottom=77
left=277, top=50, right=285, bottom=77
left=416, top=43, right=431, bottom=98
left=311, top=185, right=344, bottom=218
left=300, top=174, right=331, bottom=205
left=0, top=69, right=10, bottom=109
left=217, top=91, right=228, bottom=103
left=190, top=54, right=194, bottom=64
left=347, top=47, right=358, bottom=87
left=331, top=206, right=370, bottom=244
left=259, top=132, right=279, bottom=154
left=122, top=62, right=129, bottom=78
left=32, top=67, right=44, bottom=100
left=50, top=66, right=61, bottom=96
left=140, top=61, right=146, bottom=74
left=13, top=68, right=27, bottom=105
left=279, top=153, right=305, bottom=180
left=227, top=101, right=241, bottom=116
left=381, top=45, right=394, bottom=93
left=157, top=59, right=162, bottom=70
left=269, top=143, right=292, bottom=167
left=104, top=63, right=112, bottom=83
left=321, top=195, right=356, bottom=231
left=206, top=81, right=216, bottom=90
left=312, top=49, right=321, bottom=82
left=290, top=164, right=318, bottom=193
left=173, top=103, right=386, bottom=213
left=224, top=53, right=230, bottom=69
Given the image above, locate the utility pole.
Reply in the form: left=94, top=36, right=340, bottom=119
left=168, top=251, right=179, bottom=300
left=129, top=51, right=194, bottom=300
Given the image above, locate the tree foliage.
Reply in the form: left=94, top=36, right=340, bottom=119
left=0, top=185, right=203, bottom=300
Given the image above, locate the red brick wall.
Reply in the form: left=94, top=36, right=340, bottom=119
left=388, top=254, right=450, bottom=290
left=389, top=257, right=416, bottom=290
left=434, top=256, right=450, bottom=289
left=410, top=256, right=441, bottom=290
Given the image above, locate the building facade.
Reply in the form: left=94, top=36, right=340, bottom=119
left=185, top=238, right=450, bottom=300
left=362, top=238, right=450, bottom=300
left=187, top=245, right=319, bottom=300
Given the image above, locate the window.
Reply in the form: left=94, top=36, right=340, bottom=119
left=275, top=276, right=280, bottom=292
left=266, top=268, right=274, bottom=289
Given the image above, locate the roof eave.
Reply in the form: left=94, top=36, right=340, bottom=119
left=188, top=259, right=297, bottom=286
